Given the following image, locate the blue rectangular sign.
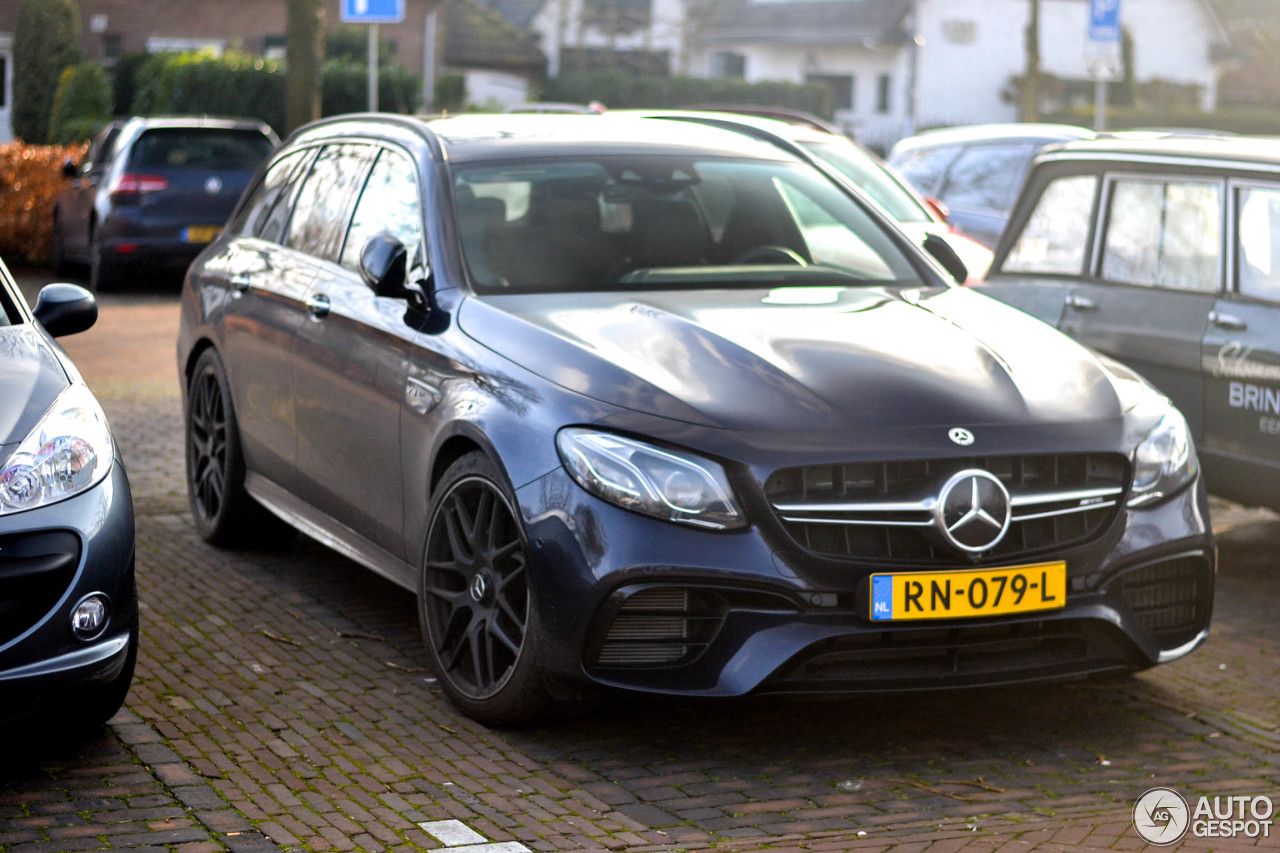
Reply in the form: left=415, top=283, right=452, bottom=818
left=1088, top=0, right=1121, bottom=43
left=341, top=0, right=405, bottom=24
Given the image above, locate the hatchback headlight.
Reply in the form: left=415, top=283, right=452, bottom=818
left=1128, top=409, right=1196, bottom=507
left=556, top=428, right=745, bottom=530
left=0, top=385, right=114, bottom=515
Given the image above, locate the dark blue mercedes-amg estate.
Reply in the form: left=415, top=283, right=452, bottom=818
left=177, top=114, right=1214, bottom=725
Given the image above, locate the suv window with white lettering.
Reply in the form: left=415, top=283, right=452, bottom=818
left=1101, top=178, right=1222, bottom=292
left=1237, top=186, right=1280, bottom=302
left=1003, top=175, right=1097, bottom=275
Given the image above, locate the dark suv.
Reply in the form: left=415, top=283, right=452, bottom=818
left=54, top=117, right=278, bottom=291
left=981, top=136, right=1280, bottom=513
left=178, top=114, right=1213, bottom=725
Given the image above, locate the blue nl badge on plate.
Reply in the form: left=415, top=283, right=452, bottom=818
left=870, top=575, right=893, bottom=621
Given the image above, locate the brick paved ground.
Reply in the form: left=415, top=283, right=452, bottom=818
left=2, top=271, right=1278, bottom=852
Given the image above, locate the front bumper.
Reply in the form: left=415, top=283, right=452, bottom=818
left=0, top=460, right=137, bottom=696
left=517, top=468, right=1214, bottom=698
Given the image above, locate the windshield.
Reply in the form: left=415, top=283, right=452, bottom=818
left=798, top=141, right=932, bottom=224
left=452, top=156, right=921, bottom=294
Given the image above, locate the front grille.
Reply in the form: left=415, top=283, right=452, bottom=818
left=592, top=588, right=724, bottom=668
left=764, top=619, right=1140, bottom=690
left=1119, top=556, right=1210, bottom=642
left=765, top=453, right=1128, bottom=566
left=0, top=531, right=81, bottom=646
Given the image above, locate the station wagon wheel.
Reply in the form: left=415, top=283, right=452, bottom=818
left=185, top=349, right=275, bottom=546
left=420, top=453, right=557, bottom=725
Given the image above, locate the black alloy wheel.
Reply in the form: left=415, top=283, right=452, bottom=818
left=185, top=349, right=273, bottom=545
left=420, top=453, right=556, bottom=725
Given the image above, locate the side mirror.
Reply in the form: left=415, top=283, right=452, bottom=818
left=922, top=233, right=969, bottom=285
left=61, top=158, right=79, bottom=179
left=359, top=233, right=408, bottom=297
left=33, top=283, right=98, bottom=337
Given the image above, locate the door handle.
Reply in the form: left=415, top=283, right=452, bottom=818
left=305, top=293, right=331, bottom=318
left=1208, top=311, right=1247, bottom=332
left=230, top=274, right=251, bottom=293
left=1065, top=294, right=1098, bottom=311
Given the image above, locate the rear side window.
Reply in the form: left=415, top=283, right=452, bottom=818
left=1003, top=175, right=1097, bottom=275
left=1101, top=178, right=1222, bottom=292
left=286, top=144, right=377, bottom=261
left=231, top=149, right=312, bottom=242
left=1237, top=186, right=1280, bottom=302
left=890, top=143, right=960, bottom=197
left=129, top=129, right=274, bottom=171
left=340, top=148, right=424, bottom=272
left=939, top=143, right=1031, bottom=214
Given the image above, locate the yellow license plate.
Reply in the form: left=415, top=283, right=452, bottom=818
left=184, top=225, right=222, bottom=243
left=869, top=561, right=1067, bottom=621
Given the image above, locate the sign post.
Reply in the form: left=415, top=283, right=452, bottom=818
left=1086, top=0, right=1122, bottom=131
left=340, top=0, right=406, bottom=112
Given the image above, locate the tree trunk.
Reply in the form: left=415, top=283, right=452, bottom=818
left=1020, top=0, right=1040, bottom=122
left=286, top=0, right=325, bottom=135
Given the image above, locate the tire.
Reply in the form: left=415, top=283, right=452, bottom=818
left=89, top=233, right=119, bottom=293
left=419, top=452, right=560, bottom=726
left=185, top=348, right=277, bottom=546
left=51, top=213, right=71, bottom=277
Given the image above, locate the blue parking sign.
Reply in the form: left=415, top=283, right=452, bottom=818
left=1089, top=0, right=1121, bottom=43
left=340, top=0, right=405, bottom=24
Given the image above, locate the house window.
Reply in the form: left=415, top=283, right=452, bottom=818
left=712, top=52, right=745, bottom=79
left=101, top=34, right=122, bottom=62
left=876, top=74, right=891, bottom=113
left=806, top=74, right=853, bottom=112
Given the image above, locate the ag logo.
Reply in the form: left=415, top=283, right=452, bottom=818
left=1133, top=787, right=1190, bottom=845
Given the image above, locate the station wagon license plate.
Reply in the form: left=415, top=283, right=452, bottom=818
left=869, top=561, right=1066, bottom=621
left=183, top=225, right=222, bottom=243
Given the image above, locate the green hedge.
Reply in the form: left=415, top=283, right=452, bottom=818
left=129, top=51, right=423, bottom=135
left=545, top=71, right=833, bottom=118
left=1043, top=105, right=1280, bottom=136
left=49, top=63, right=113, bottom=144
left=321, top=58, right=422, bottom=116
left=133, top=51, right=287, bottom=132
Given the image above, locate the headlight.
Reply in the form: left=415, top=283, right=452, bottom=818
left=556, top=428, right=745, bottom=530
left=0, top=384, right=114, bottom=515
left=1128, top=409, right=1196, bottom=507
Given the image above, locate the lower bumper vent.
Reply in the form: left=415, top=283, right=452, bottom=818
left=593, top=588, right=723, bottom=668
left=0, top=531, right=81, bottom=646
left=1119, top=556, right=1211, bottom=642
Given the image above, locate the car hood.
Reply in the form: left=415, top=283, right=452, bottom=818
left=458, top=286, right=1131, bottom=432
left=0, top=326, right=71, bottom=448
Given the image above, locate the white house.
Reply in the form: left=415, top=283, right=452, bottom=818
left=694, top=0, right=1236, bottom=150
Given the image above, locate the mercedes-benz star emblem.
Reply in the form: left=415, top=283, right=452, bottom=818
left=934, top=469, right=1011, bottom=553
left=204, top=176, right=223, bottom=196
left=948, top=427, right=975, bottom=446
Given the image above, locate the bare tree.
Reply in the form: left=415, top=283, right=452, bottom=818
left=1020, top=0, right=1040, bottom=121
left=286, top=0, right=326, bottom=134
